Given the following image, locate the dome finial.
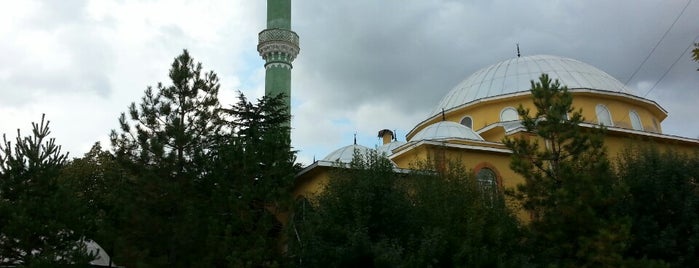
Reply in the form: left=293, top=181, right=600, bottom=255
left=516, top=43, right=521, bottom=58
left=353, top=132, right=357, bottom=145
left=441, top=108, right=446, bottom=121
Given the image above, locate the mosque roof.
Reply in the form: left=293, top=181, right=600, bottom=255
left=378, top=140, right=407, bottom=156
left=431, top=55, right=635, bottom=116
left=322, top=144, right=372, bottom=163
left=410, top=121, right=484, bottom=142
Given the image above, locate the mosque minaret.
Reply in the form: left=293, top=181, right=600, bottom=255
left=257, top=0, right=299, bottom=127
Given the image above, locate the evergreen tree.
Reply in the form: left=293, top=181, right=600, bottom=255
left=110, top=49, right=222, bottom=177
left=222, top=93, right=297, bottom=203
left=288, top=151, right=525, bottom=267
left=108, top=50, right=299, bottom=267
left=109, top=49, right=223, bottom=266
left=618, top=147, right=699, bottom=267
left=504, top=74, right=630, bottom=267
left=202, top=93, right=299, bottom=267
left=0, top=115, right=94, bottom=266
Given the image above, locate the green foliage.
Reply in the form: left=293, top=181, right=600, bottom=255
left=407, top=161, right=527, bottom=267
left=0, top=114, right=94, bottom=266
left=110, top=49, right=222, bottom=177
left=217, top=92, right=298, bottom=202
left=105, top=49, right=298, bottom=267
left=59, top=143, right=128, bottom=266
left=505, top=74, right=605, bottom=201
left=201, top=92, right=300, bottom=267
left=289, top=151, right=410, bottom=267
left=504, top=74, right=631, bottom=267
left=288, top=151, right=525, bottom=267
left=109, top=49, right=223, bottom=267
left=617, top=147, right=699, bottom=267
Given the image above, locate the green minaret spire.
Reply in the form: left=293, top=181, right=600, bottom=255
left=258, top=0, right=299, bottom=127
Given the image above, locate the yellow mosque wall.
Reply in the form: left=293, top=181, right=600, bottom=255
left=409, top=90, right=667, bottom=143
left=391, top=145, right=430, bottom=168
left=293, top=167, right=331, bottom=199
left=603, top=131, right=699, bottom=157
left=389, top=131, right=699, bottom=196
left=376, top=141, right=523, bottom=195
left=570, top=93, right=665, bottom=133
left=444, top=96, right=535, bottom=130
left=408, top=95, right=536, bottom=139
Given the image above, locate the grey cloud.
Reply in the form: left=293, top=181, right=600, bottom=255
left=291, top=0, right=698, bottom=138
left=3, top=0, right=696, bottom=161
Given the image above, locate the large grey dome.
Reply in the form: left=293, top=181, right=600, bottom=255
left=431, top=55, right=634, bottom=116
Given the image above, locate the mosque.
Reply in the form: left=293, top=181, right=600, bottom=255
left=257, top=1, right=699, bottom=203
left=295, top=54, right=699, bottom=199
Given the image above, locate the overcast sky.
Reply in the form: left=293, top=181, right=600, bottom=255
left=1, top=0, right=698, bottom=165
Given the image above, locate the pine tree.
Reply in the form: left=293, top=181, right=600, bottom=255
left=109, top=50, right=299, bottom=267
left=109, top=49, right=223, bottom=266
left=110, top=49, right=222, bottom=177
left=0, top=115, right=94, bottom=266
left=504, top=74, right=630, bottom=267
left=202, top=93, right=299, bottom=267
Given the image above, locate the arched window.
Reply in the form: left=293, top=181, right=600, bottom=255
left=500, top=107, right=518, bottom=122
left=476, top=168, right=497, bottom=193
left=595, top=104, right=613, bottom=126
left=460, top=116, right=473, bottom=128
left=629, top=110, right=643, bottom=131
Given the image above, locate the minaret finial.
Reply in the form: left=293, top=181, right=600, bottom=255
left=516, top=43, right=521, bottom=58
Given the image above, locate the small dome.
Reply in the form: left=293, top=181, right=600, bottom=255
left=323, top=144, right=372, bottom=163
left=378, top=140, right=407, bottom=156
left=410, top=121, right=484, bottom=141
left=432, top=55, right=634, bottom=115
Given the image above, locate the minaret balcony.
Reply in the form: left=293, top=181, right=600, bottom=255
left=258, top=28, right=300, bottom=63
